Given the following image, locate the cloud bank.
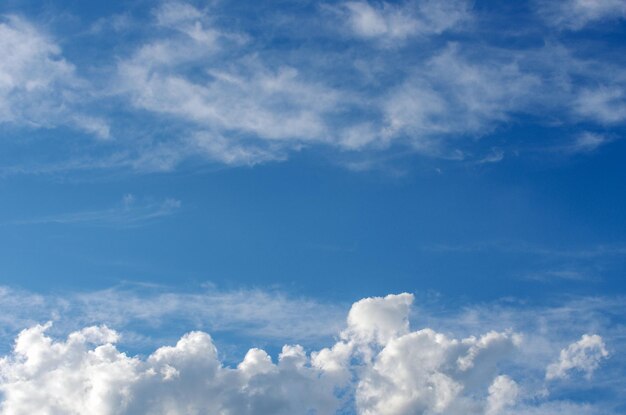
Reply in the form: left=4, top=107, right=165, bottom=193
left=0, top=293, right=613, bottom=414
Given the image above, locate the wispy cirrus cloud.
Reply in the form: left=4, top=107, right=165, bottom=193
left=94, top=1, right=626, bottom=168
left=0, top=1, right=625, bottom=174
left=575, top=87, right=626, bottom=124
left=0, top=284, right=346, bottom=349
left=564, top=132, right=616, bottom=154
left=338, top=0, right=470, bottom=43
left=8, top=194, right=181, bottom=227
left=538, top=0, right=626, bottom=30
left=111, top=2, right=346, bottom=166
left=380, top=44, right=541, bottom=156
left=420, top=240, right=626, bottom=284
left=522, top=269, right=599, bottom=283
left=420, top=240, right=626, bottom=259
left=0, top=15, right=109, bottom=138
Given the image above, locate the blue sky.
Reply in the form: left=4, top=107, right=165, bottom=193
left=0, top=0, right=625, bottom=414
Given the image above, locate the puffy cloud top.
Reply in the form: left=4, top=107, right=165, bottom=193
left=546, top=334, right=609, bottom=380
left=344, top=292, right=413, bottom=345
left=0, top=293, right=610, bottom=414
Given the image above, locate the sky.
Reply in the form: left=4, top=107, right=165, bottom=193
left=0, top=0, right=625, bottom=414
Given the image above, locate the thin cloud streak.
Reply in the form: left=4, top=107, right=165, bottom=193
left=0, top=284, right=347, bottom=348
left=420, top=240, right=626, bottom=259
left=6, top=195, right=181, bottom=227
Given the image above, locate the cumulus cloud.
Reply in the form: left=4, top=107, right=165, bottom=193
left=546, top=334, right=609, bottom=380
left=353, top=328, right=520, bottom=414
left=0, top=325, right=341, bottom=415
left=486, top=375, right=519, bottom=415
left=0, top=293, right=613, bottom=414
left=343, top=293, right=413, bottom=345
left=0, top=15, right=109, bottom=138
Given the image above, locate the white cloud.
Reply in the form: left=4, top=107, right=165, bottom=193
left=1, top=2, right=626, bottom=172
left=0, top=325, right=342, bottom=415
left=114, top=2, right=345, bottom=166
left=0, top=285, right=346, bottom=345
left=119, top=63, right=337, bottom=141
left=106, top=12, right=626, bottom=167
left=515, top=44, right=626, bottom=128
left=343, top=293, right=413, bottom=345
left=184, top=132, right=287, bottom=165
left=564, top=132, right=614, bottom=154
left=575, top=87, right=626, bottom=124
left=486, top=375, right=519, bottom=415
left=546, top=334, right=609, bottom=380
left=108, top=1, right=549, bottom=169
left=89, top=13, right=133, bottom=34
left=154, top=1, right=205, bottom=28
left=539, top=0, right=626, bottom=30
left=353, top=328, right=520, bottom=414
left=477, top=148, right=505, bottom=164
left=0, top=15, right=109, bottom=138
left=573, top=132, right=608, bottom=151
left=382, top=45, right=540, bottom=154
left=342, top=0, right=469, bottom=42
left=0, top=292, right=617, bottom=414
